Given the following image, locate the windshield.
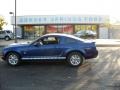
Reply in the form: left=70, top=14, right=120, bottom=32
left=30, top=36, right=42, bottom=45
left=6, top=31, right=12, bottom=33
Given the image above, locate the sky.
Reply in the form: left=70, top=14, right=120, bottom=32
left=0, top=0, right=120, bottom=30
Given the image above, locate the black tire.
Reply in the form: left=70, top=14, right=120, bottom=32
left=67, top=52, right=83, bottom=67
left=5, top=36, right=10, bottom=41
left=6, top=52, right=21, bottom=66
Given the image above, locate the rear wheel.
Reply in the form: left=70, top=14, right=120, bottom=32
left=6, top=52, right=20, bottom=66
left=67, top=52, right=83, bottom=67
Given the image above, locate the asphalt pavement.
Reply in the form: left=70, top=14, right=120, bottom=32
left=0, top=47, right=120, bottom=90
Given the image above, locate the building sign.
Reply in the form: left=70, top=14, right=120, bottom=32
left=11, top=15, right=109, bottom=25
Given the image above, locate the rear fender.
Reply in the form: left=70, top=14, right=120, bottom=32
left=65, top=49, right=86, bottom=58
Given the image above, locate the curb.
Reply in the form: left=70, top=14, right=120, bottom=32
left=96, top=44, right=120, bottom=47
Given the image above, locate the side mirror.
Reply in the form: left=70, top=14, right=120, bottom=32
left=33, top=42, right=40, bottom=46
left=33, top=41, right=43, bottom=46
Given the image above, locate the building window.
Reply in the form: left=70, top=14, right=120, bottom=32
left=86, top=25, right=91, bottom=30
left=24, top=25, right=45, bottom=39
left=75, top=25, right=98, bottom=33
left=74, top=24, right=98, bottom=39
left=46, top=25, right=73, bottom=34
left=24, top=25, right=34, bottom=39
left=34, top=26, right=45, bottom=37
left=92, top=25, right=97, bottom=30
left=81, top=25, right=86, bottom=30
left=46, top=25, right=57, bottom=33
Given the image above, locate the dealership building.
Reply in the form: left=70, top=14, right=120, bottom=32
left=11, top=15, right=109, bottom=39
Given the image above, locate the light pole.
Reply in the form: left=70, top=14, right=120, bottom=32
left=14, top=0, right=17, bottom=43
left=9, top=12, right=15, bottom=40
left=9, top=0, right=17, bottom=43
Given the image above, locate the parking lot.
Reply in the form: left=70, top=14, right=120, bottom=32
left=0, top=47, right=120, bottom=90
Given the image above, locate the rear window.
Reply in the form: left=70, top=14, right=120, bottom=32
left=63, top=37, right=78, bottom=44
left=42, top=36, right=59, bottom=45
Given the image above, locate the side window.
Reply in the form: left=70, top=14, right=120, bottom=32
left=42, top=36, right=59, bottom=45
left=63, top=37, right=77, bottom=44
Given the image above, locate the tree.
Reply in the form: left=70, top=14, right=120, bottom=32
left=0, top=16, right=7, bottom=30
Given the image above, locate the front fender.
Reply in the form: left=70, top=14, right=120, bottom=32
left=3, top=47, right=22, bottom=58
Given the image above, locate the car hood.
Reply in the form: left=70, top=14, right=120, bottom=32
left=5, top=42, right=30, bottom=48
left=10, top=42, right=29, bottom=46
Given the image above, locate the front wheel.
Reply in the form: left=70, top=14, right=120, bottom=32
left=6, top=53, right=20, bottom=66
left=67, top=52, right=84, bottom=67
left=5, top=36, right=10, bottom=41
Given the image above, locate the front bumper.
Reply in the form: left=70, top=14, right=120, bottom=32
left=1, top=51, right=5, bottom=61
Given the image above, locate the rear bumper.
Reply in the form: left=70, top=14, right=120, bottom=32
left=93, top=50, right=98, bottom=58
left=85, top=50, right=98, bottom=59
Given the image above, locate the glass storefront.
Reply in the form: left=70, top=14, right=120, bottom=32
left=46, top=25, right=73, bottom=34
left=34, top=26, right=45, bottom=37
left=75, top=25, right=98, bottom=38
left=75, top=25, right=98, bottom=32
left=24, top=25, right=45, bottom=39
left=23, top=24, right=98, bottom=39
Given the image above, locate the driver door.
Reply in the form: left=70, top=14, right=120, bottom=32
left=24, top=36, right=60, bottom=60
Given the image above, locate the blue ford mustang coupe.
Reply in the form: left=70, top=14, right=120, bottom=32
left=1, top=33, right=98, bottom=66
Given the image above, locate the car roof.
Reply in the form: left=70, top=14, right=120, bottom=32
left=31, top=33, right=85, bottom=45
left=42, top=33, right=84, bottom=41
